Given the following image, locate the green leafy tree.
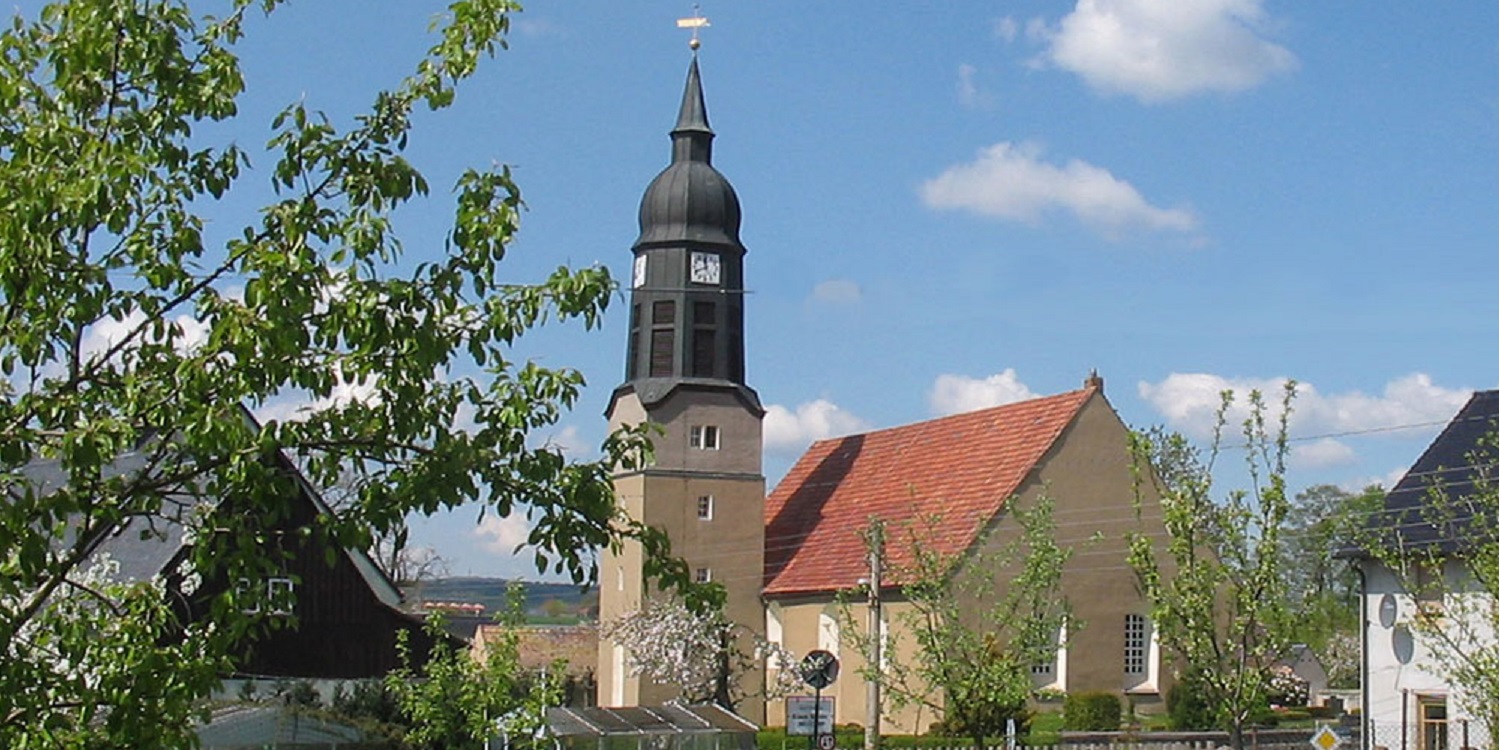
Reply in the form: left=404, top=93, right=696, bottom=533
left=1282, top=483, right=1381, bottom=688
left=841, top=496, right=1073, bottom=749
left=386, top=588, right=562, bottom=750
left=0, top=1, right=664, bottom=746
left=1127, top=384, right=1298, bottom=749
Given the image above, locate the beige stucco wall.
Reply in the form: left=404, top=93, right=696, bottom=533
left=762, top=390, right=1172, bottom=731
left=598, top=387, right=767, bottom=722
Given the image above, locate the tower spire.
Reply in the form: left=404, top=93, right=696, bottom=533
left=671, top=56, right=714, bottom=163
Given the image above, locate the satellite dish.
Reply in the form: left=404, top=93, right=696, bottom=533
left=1378, top=593, right=1398, bottom=628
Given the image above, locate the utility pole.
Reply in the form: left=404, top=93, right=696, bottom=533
left=865, top=519, right=884, bottom=750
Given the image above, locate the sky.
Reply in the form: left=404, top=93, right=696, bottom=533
left=39, top=1, right=1498, bottom=579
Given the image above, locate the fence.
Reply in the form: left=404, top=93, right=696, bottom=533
left=1368, top=719, right=1491, bottom=750
left=1055, top=728, right=1353, bottom=750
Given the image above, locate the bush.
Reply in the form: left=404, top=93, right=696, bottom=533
left=1167, top=671, right=1217, bottom=731
left=1062, top=692, right=1121, bottom=731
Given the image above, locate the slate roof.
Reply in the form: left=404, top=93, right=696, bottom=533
left=762, top=386, right=1096, bottom=597
left=1343, top=389, right=1497, bottom=558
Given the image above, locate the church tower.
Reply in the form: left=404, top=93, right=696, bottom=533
left=597, top=52, right=767, bottom=717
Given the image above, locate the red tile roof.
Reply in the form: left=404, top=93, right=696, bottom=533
left=762, top=387, right=1095, bottom=597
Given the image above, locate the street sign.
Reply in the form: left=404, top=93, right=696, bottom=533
left=800, top=650, right=840, bottom=689
left=786, top=696, right=835, bottom=736
left=1310, top=725, right=1343, bottom=750
left=817, top=733, right=836, bottom=750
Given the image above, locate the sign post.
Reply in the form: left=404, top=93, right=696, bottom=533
left=800, top=650, right=841, bottom=750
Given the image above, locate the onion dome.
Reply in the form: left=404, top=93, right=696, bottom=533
left=634, top=57, right=743, bottom=250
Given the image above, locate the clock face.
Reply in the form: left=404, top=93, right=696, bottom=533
left=689, top=251, right=721, bottom=285
left=633, top=255, right=647, bottom=289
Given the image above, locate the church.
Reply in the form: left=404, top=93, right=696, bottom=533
left=596, top=46, right=1172, bottom=731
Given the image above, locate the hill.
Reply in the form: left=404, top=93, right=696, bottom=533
left=409, top=577, right=597, bottom=622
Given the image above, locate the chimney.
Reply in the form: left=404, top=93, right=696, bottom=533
left=1084, top=369, right=1104, bottom=392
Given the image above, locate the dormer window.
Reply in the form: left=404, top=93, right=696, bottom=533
left=689, top=425, right=720, bottom=450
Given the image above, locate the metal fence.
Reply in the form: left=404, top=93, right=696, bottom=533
left=1367, top=719, right=1492, bottom=750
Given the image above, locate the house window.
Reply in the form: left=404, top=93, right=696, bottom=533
left=1418, top=696, right=1448, bottom=750
left=239, top=577, right=295, bottom=616
left=696, top=495, right=714, bottom=520
left=694, top=567, right=712, bottom=584
left=1032, top=621, right=1067, bottom=691
left=689, top=425, right=720, bottom=450
left=1124, top=614, right=1147, bottom=675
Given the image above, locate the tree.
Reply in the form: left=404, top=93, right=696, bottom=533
left=600, top=593, right=801, bottom=710
left=840, top=495, right=1073, bottom=748
left=1357, top=430, right=1497, bottom=745
left=385, top=588, right=562, bottom=750
left=1127, top=384, right=1298, bottom=750
left=1282, top=483, right=1381, bottom=688
left=0, top=1, right=659, bottom=745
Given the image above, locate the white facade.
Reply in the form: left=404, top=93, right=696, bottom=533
left=1359, top=559, right=1496, bottom=750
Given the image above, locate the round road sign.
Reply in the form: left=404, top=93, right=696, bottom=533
left=817, top=733, right=837, bottom=750
left=800, top=650, right=840, bottom=689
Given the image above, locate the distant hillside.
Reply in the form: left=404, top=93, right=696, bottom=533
left=409, top=577, right=597, bottom=621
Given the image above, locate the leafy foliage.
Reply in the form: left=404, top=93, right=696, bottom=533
left=1127, top=384, right=1298, bottom=749
left=0, top=0, right=663, bottom=745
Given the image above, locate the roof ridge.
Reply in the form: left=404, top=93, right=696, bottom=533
left=804, top=387, right=1093, bottom=449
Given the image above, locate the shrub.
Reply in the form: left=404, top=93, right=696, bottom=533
left=1167, top=671, right=1217, bottom=731
left=1063, top=692, right=1121, bottom=731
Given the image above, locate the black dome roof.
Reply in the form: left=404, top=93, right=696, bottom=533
left=636, top=161, right=742, bottom=248
left=632, top=56, right=744, bottom=251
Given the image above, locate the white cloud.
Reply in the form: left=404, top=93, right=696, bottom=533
left=77, top=309, right=212, bottom=367
left=1038, top=0, right=1296, bottom=103
left=254, top=372, right=382, bottom=425
left=920, top=141, right=1198, bottom=237
left=993, top=17, right=1020, bottom=43
left=530, top=424, right=591, bottom=457
left=1290, top=438, right=1357, bottom=470
left=474, top=512, right=532, bottom=555
left=810, top=279, right=862, bottom=306
left=929, top=369, right=1040, bottom=416
left=763, top=399, right=871, bottom=454
left=956, top=64, right=994, bottom=110
left=1137, top=372, right=1473, bottom=442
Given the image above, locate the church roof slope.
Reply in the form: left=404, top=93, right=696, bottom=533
left=763, top=387, right=1095, bottom=597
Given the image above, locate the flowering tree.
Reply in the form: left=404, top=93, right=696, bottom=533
left=601, top=596, right=801, bottom=709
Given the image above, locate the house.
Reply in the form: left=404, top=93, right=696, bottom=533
left=45, top=418, right=446, bottom=682
left=763, top=375, right=1171, bottom=733
left=1341, top=390, right=1496, bottom=750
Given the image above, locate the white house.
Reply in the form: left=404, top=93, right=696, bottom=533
left=1342, top=390, right=1496, bottom=750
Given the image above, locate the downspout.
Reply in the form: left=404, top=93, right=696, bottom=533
left=1356, top=564, right=1370, bottom=750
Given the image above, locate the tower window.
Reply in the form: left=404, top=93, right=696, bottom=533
left=649, top=330, right=674, bottom=377
left=692, top=328, right=716, bottom=377
left=689, top=425, right=720, bottom=450
left=696, top=495, right=714, bottom=520
left=695, top=567, right=712, bottom=584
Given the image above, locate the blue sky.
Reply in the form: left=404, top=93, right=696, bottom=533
left=70, top=1, right=1499, bottom=579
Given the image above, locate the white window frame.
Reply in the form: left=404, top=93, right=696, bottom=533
left=696, top=495, right=714, bottom=520
left=694, top=567, right=712, bottom=584
left=1123, top=613, right=1160, bottom=693
left=689, top=425, right=720, bottom=450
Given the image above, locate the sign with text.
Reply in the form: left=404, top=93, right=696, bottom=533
left=786, top=696, right=835, bottom=736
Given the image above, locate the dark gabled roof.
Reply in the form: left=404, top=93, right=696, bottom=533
left=1343, top=389, right=1497, bottom=558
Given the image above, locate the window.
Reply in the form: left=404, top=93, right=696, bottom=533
left=696, top=495, right=714, bottom=520
left=1124, top=614, right=1147, bottom=675
left=1418, top=696, right=1448, bottom=750
left=694, top=567, right=712, bottom=584
left=239, top=577, right=295, bottom=616
left=649, top=301, right=676, bottom=377
left=689, top=425, right=720, bottom=450
left=1032, top=621, right=1067, bottom=691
